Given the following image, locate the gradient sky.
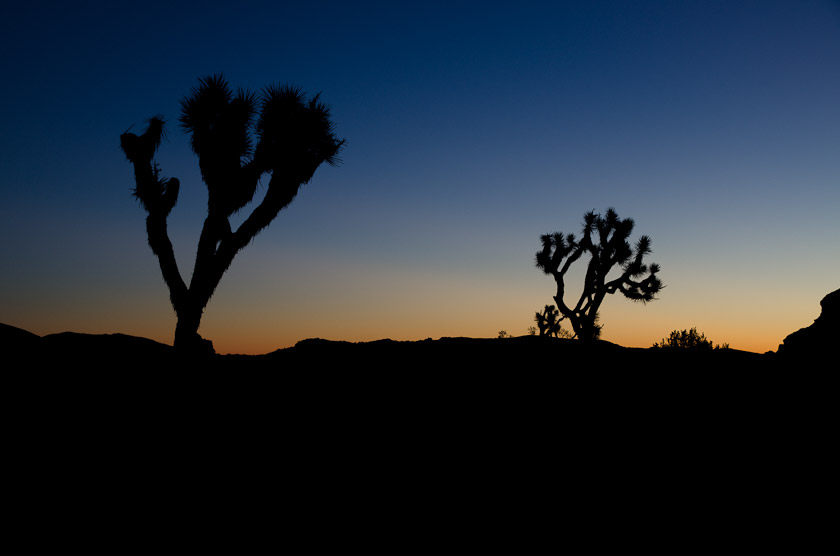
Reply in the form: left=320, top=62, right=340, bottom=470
left=1, top=0, right=838, bottom=354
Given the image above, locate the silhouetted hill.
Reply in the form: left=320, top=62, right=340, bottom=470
left=3, top=326, right=175, bottom=370
left=778, top=288, right=839, bottom=361
left=249, top=335, right=775, bottom=370
left=5, top=322, right=827, bottom=480
left=7, top=321, right=829, bottom=545
left=2, top=322, right=782, bottom=372
left=0, top=323, right=40, bottom=350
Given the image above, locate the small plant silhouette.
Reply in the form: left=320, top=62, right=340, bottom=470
left=120, top=74, right=344, bottom=353
left=536, top=208, right=663, bottom=343
left=653, top=328, right=729, bottom=350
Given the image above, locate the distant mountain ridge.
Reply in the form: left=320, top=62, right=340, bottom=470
left=2, top=323, right=175, bottom=370
left=1, top=322, right=786, bottom=371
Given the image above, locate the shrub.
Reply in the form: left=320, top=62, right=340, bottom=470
left=653, top=327, right=729, bottom=350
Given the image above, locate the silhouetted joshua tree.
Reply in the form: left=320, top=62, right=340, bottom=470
left=120, top=75, right=344, bottom=354
left=535, top=305, right=562, bottom=337
left=535, top=208, right=663, bottom=343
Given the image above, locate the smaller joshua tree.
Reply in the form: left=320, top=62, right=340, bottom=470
left=536, top=208, right=663, bottom=343
left=534, top=305, right=574, bottom=338
left=535, top=305, right=562, bottom=337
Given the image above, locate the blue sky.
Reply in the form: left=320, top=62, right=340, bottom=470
left=1, top=0, right=838, bottom=353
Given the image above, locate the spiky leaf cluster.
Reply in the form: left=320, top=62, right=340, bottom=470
left=536, top=232, right=580, bottom=275
left=176, top=74, right=344, bottom=217
left=536, top=208, right=662, bottom=303
left=180, top=75, right=255, bottom=162
left=120, top=116, right=179, bottom=217
left=256, top=85, right=344, bottom=183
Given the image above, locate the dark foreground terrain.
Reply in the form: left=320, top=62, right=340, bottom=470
left=1, top=322, right=805, bottom=372
left=6, top=320, right=825, bottom=440
left=4, top=320, right=831, bottom=538
left=4, top=279, right=834, bottom=541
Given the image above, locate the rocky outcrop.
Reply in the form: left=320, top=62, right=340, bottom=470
left=778, top=288, right=839, bottom=359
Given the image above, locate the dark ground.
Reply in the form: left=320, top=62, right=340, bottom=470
left=3, top=321, right=826, bottom=418
left=3, top=321, right=830, bottom=545
left=2, top=322, right=792, bottom=372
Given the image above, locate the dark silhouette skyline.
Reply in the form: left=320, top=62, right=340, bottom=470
left=1, top=2, right=838, bottom=354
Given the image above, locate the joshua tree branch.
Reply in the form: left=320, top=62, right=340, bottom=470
left=144, top=213, right=188, bottom=312
left=227, top=177, right=300, bottom=256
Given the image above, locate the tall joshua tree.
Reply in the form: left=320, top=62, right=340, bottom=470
left=535, top=208, right=663, bottom=343
left=120, top=75, right=344, bottom=353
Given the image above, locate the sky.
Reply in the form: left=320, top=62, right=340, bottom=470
left=1, top=0, right=838, bottom=354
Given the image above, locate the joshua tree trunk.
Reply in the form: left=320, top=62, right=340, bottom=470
left=143, top=212, right=212, bottom=354
left=174, top=304, right=209, bottom=353
left=153, top=178, right=300, bottom=353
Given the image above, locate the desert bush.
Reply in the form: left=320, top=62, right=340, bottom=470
left=653, top=327, right=729, bottom=350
